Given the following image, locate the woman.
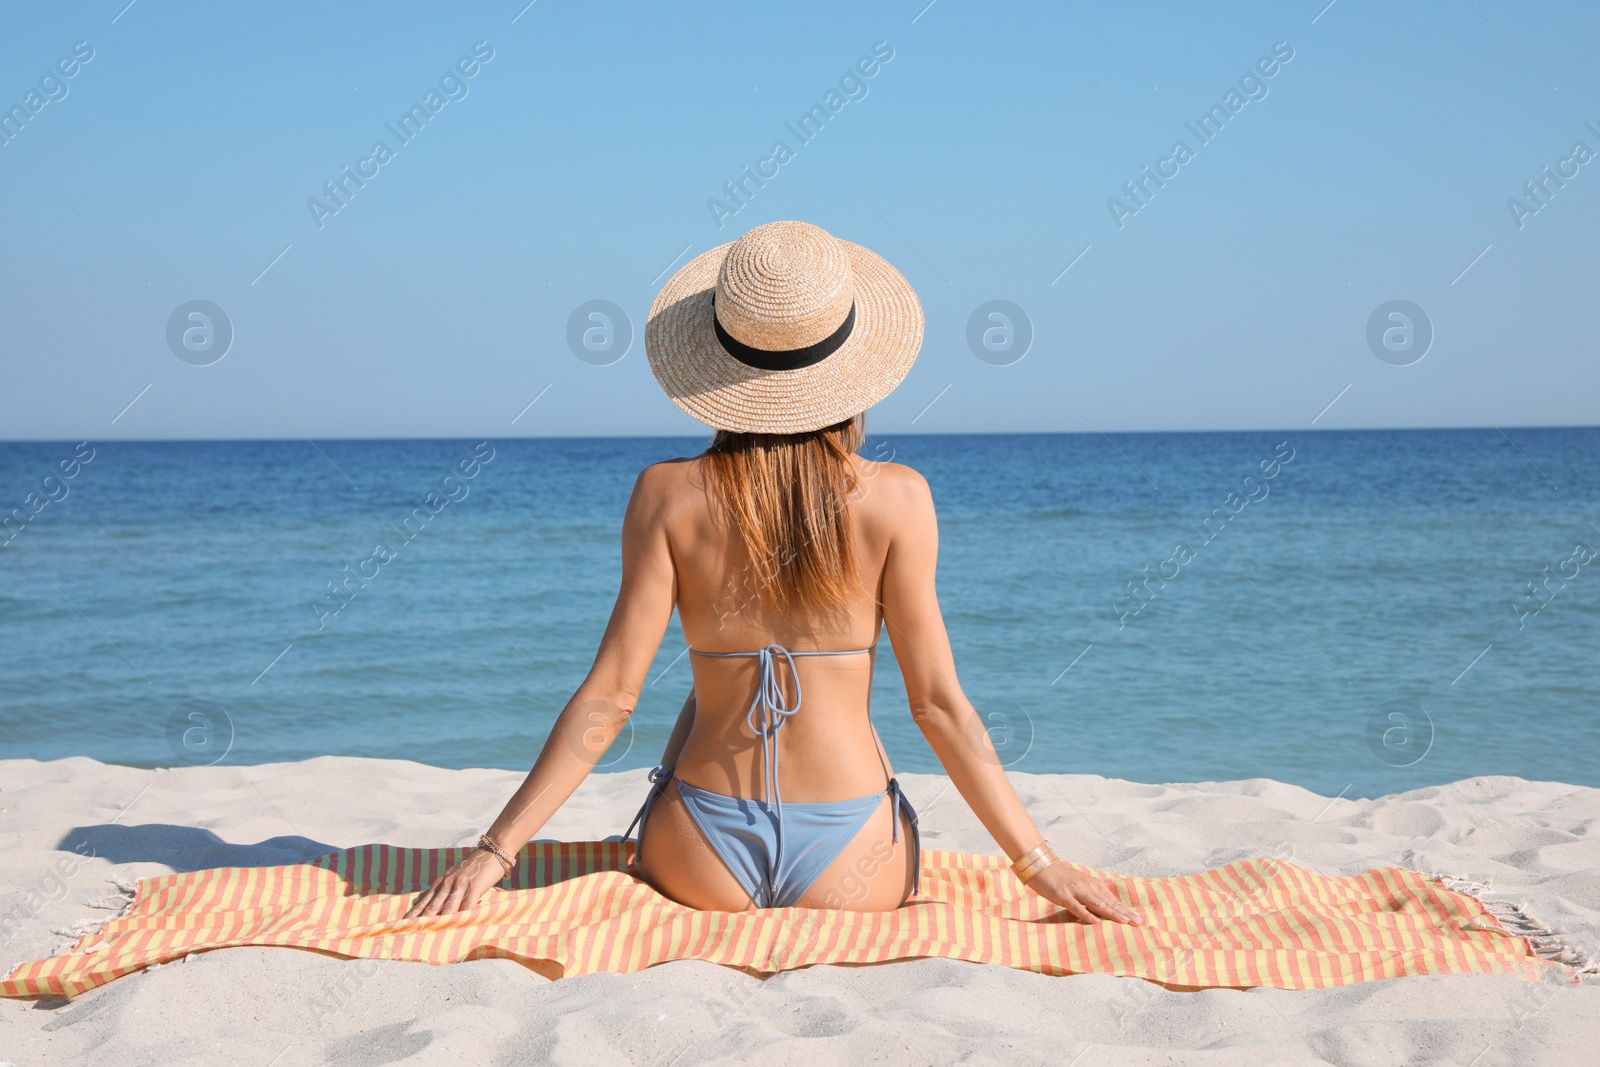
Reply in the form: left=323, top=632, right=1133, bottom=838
left=406, top=221, right=1144, bottom=925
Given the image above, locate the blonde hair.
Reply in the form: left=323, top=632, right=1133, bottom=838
left=701, top=414, right=865, bottom=615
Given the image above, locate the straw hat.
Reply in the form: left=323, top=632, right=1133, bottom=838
left=645, top=220, right=924, bottom=434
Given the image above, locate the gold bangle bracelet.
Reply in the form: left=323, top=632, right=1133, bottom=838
left=1019, top=853, right=1058, bottom=884
left=1010, top=842, right=1060, bottom=885
left=1009, top=842, right=1050, bottom=874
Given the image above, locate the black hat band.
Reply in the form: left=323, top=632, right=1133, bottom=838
left=712, top=295, right=857, bottom=371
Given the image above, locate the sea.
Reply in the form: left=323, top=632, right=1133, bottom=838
left=2, top=428, right=1596, bottom=800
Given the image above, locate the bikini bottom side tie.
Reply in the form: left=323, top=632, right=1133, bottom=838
left=886, top=776, right=922, bottom=898
left=623, top=763, right=675, bottom=865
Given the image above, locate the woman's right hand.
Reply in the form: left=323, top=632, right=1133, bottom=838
left=1025, top=862, right=1145, bottom=926
left=403, top=848, right=509, bottom=919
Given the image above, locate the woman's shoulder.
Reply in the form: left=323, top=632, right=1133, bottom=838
left=629, top=456, right=696, bottom=500
left=636, top=455, right=697, bottom=480
left=851, top=455, right=931, bottom=500
left=848, top=457, right=936, bottom=542
left=627, top=457, right=707, bottom=523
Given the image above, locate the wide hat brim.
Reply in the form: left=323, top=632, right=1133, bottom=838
left=645, top=236, right=924, bottom=434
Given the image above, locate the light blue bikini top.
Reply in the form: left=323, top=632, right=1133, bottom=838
left=687, top=641, right=882, bottom=821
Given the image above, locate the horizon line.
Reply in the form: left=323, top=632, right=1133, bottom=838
left=2, top=422, right=1598, bottom=446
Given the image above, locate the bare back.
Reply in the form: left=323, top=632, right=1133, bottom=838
left=650, top=451, right=918, bottom=802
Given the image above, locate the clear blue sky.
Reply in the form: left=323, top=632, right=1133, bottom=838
left=2, top=0, right=1595, bottom=440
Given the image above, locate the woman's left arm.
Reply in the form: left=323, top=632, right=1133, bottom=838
left=405, top=463, right=679, bottom=918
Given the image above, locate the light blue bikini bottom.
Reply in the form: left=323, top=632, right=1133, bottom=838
left=628, top=766, right=920, bottom=909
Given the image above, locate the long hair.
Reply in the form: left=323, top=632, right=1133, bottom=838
left=701, top=414, right=866, bottom=616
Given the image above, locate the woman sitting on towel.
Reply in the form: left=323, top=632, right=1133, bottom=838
left=406, top=221, right=1144, bottom=924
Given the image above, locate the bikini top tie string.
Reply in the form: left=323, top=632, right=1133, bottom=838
left=752, top=643, right=799, bottom=774
left=748, top=643, right=800, bottom=895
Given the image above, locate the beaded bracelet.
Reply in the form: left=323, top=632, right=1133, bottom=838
left=477, top=833, right=515, bottom=878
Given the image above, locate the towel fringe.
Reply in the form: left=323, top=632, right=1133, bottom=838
left=54, top=878, right=140, bottom=956
left=1437, top=873, right=1599, bottom=982
left=75, top=877, right=141, bottom=948
left=3, top=875, right=142, bottom=983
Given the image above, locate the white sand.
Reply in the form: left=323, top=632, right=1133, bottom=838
left=2, top=756, right=1597, bottom=1065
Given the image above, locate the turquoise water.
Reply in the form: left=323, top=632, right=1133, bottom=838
left=1, top=429, right=1595, bottom=799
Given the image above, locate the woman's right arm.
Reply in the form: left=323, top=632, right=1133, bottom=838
left=877, top=466, right=1143, bottom=926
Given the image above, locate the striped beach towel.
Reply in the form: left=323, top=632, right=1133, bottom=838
left=3, top=843, right=1585, bottom=1000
